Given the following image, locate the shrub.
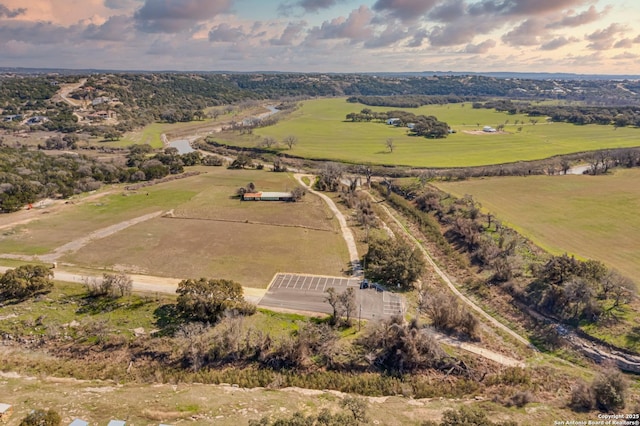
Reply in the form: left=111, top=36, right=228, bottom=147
left=592, top=366, right=627, bottom=412
left=570, top=379, right=595, bottom=412
left=176, top=278, right=255, bottom=324
left=20, top=409, right=61, bottom=426
left=83, top=273, right=132, bottom=298
left=508, top=390, right=534, bottom=408
left=0, top=264, right=54, bottom=302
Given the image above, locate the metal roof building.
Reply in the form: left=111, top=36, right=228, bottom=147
left=242, top=191, right=293, bottom=201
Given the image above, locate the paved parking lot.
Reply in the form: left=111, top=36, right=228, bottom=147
left=258, top=273, right=405, bottom=320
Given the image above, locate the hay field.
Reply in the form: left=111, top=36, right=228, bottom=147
left=214, top=98, right=640, bottom=167
left=0, top=167, right=349, bottom=287
left=434, top=168, right=640, bottom=284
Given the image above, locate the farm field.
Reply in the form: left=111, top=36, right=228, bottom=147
left=214, top=98, right=640, bottom=167
left=433, top=168, right=640, bottom=285
left=114, top=105, right=274, bottom=149
left=0, top=167, right=348, bottom=288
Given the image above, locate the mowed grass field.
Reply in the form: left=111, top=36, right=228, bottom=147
left=214, top=98, right=640, bottom=167
left=434, top=168, right=640, bottom=284
left=0, top=167, right=349, bottom=288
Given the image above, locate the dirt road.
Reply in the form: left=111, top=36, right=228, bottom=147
left=366, top=192, right=532, bottom=348
left=294, top=174, right=361, bottom=274
left=54, top=79, right=87, bottom=108
left=0, top=266, right=266, bottom=305
left=39, top=211, right=165, bottom=263
left=0, top=190, right=117, bottom=232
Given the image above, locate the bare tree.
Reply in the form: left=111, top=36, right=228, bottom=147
left=283, top=135, right=298, bottom=150
left=385, top=138, right=394, bottom=153
left=325, top=287, right=343, bottom=326
left=316, top=162, right=344, bottom=191
left=176, top=322, right=210, bottom=372
left=261, top=136, right=277, bottom=148
left=338, top=287, right=357, bottom=326
left=359, top=164, right=373, bottom=188
left=291, top=186, right=306, bottom=201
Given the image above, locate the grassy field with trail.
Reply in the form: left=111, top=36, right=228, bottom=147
left=211, top=98, right=640, bottom=167
left=433, top=168, right=640, bottom=285
left=0, top=166, right=348, bottom=288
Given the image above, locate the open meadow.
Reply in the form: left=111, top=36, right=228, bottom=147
left=113, top=104, right=275, bottom=149
left=0, top=167, right=348, bottom=288
left=213, top=98, right=640, bottom=167
left=433, top=168, right=640, bottom=286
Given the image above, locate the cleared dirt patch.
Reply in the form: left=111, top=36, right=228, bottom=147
left=65, top=216, right=348, bottom=288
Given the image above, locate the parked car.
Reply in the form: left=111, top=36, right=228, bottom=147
left=360, top=279, right=369, bottom=289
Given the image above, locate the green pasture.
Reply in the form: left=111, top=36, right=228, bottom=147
left=113, top=105, right=273, bottom=149
left=212, top=98, right=640, bottom=167
left=0, top=186, right=195, bottom=255
left=434, top=168, right=640, bottom=285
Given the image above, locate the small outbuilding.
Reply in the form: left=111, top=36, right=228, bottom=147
left=0, top=404, right=13, bottom=423
left=386, top=118, right=400, bottom=125
left=107, top=421, right=126, bottom=426
left=242, top=192, right=294, bottom=201
left=68, top=419, right=89, bottom=426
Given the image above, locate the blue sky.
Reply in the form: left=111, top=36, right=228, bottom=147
left=0, top=0, right=638, bottom=73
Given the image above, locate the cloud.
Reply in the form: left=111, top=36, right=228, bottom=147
left=586, top=23, right=626, bottom=50
left=208, top=23, right=247, bottom=42
left=406, top=28, right=428, bottom=47
left=364, top=23, right=408, bottom=48
left=501, top=19, right=546, bottom=46
left=611, top=52, right=638, bottom=60
left=428, top=0, right=466, bottom=23
left=540, top=36, right=578, bottom=50
left=547, top=5, right=610, bottom=29
left=295, top=0, right=340, bottom=13
left=613, top=38, right=633, bottom=49
left=462, top=39, right=496, bottom=53
left=306, top=6, right=374, bottom=43
left=270, top=21, right=306, bottom=46
left=0, top=20, right=72, bottom=44
left=134, top=0, right=232, bottom=33
left=85, top=15, right=134, bottom=41
left=373, top=0, right=439, bottom=22
left=426, top=16, right=497, bottom=47
left=104, top=0, right=140, bottom=10
left=469, top=0, right=590, bottom=18
left=0, top=3, right=26, bottom=18
left=278, top=0, right=347, bottom=16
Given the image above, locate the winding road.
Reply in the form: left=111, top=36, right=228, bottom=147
left=366, top=193, right=532, bottom=348
left=294, top=173, right=361, bottom=274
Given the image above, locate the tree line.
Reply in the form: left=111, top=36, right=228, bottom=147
left=347, top=94, right=475, bottom=108
left=472, top=100, right=640, bottom=128
left=0, top=144, right=207, bottom=213
left=346, top=109, right=450, bottom=139
left=385, top=181, right=635, bottom=329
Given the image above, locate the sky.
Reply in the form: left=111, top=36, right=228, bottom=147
left=0, top=0, right=639, bottom=74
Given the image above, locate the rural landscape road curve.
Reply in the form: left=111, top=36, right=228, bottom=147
left=366, top=193, right=532, bottom=348
left=294, top=174, right=361, bottom=274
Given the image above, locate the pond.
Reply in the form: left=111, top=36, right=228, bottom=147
left=168, top=139, right=194, bottom=154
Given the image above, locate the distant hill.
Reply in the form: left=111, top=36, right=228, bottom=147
left=1, top=67, right=639, bottom=80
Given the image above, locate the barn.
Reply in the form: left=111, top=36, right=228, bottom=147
left=242, top=192, right=294, bottom=201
